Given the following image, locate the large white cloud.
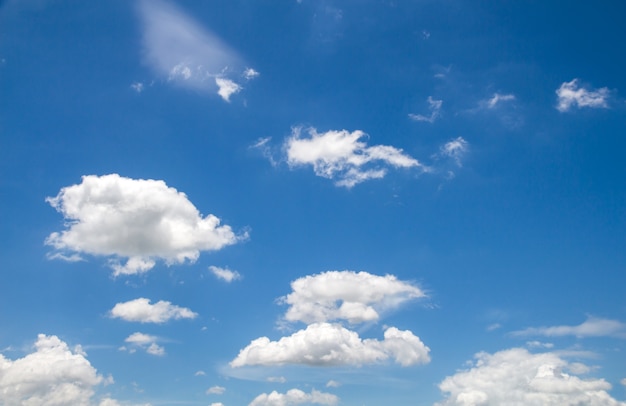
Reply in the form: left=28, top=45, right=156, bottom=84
left=109, top=298, right=197, bottom=323
left=45, top=174, right=245, bottom=276
left=436, top=347, right=626, bottom=406
left=136, top=0, right=256, bottom=101
left=511, top=316, right=626, bottom=339
left=556, top=79, right=610, bottom=112
left=0, top=334, right=123, bottom=406
left=249, top=389, right=338, bottom=406
left=230, top=322, right=430, bottom=368
left=285, top=127, right=426, bottom=188
left=280, top=271, right=426, bottom=324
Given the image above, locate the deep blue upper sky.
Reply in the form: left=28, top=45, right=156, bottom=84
left=1, top=1, right=625, bottom=405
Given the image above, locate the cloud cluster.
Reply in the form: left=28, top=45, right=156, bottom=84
left=109, top=298, right=197, bottom=323
left=280, top=271, right=426, bottom=324
left=285, top=127, right=425, bottom=187
left=122, top=332, right=165, bottom=356
left=0, top=334, right=120, bottom=406
left=231, top=322, right=430, bottom=367
left=249, top=388, right=338, bottom=406
left=556, top=79, right=610, bottom=112
left=136, top=0, right=257, bottom=102
left=409, top=96, right=443, bottom=123
left=45, top=174, right=245, bottom=276
left=436, top=347, right=626, bottom=406
left=511, top=316, right=626, bottom=339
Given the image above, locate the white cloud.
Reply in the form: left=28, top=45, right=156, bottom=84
left=209, top=266, right=242, bottom=283
left=130, top=82, right=144, bottom=93
left=267, top=376, right=287, bottom=383
left=325, top=380, right=341, bottom=388
left=526, top=341, right=554, bottom=349
left=280, top=270, right=426, bottom=324
left=136, top=0, right=254, bottom=101
left=124, top=333, right=165, bottom=356
left=195, top=370, right=206, bottom=376
left=622, top=378, right=626, bottom=387
left=436, top=347, right=626, bottom=406
left=511, top=316, right=626, bottom=339
left=206, top=385, right=225, bottom=395
left=215, top=77, right=242, bottom=102
left=438, top=137, right=468, bottom=167
left=244, top=67, right=260, bottom=80
left=409, top=96, right=442, bottom=123
left=230, top=322, right=430, bottom=367
left=556, top=79, right=610, bottom=112
left=285, top=127, right=425, bottom=187
left=45, top=174, right=246, bottom=276
left=109, top=298, right=197, bottom=323
left=210, top=403, right=224, bottom=406
left=0, top=334, right=122, bottom=406
left=249, top=389, right=338, bottom=406
left=486, top=93, right=515, bottom=108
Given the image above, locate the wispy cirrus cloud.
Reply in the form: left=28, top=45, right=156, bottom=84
left=409, top=96, right=442, bottom=123
left=511, top=316, right=626, bottom=339
left=136, top=0, right=257, bottom=102
left=484, top=92, right=515, bottom=109
left=556, top=79, right=610, bottom=112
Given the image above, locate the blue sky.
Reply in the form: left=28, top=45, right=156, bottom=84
left=1, top=1, right=626, bottom=405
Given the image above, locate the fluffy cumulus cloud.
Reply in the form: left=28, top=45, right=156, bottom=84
left=136, top=0, right=257, bottom=101
left=409, top=96, right=442, bottom=123
left=285, top=127, right=425, bottom=187
left=556, top=79, right=610, bottom=112
left=123, top=332, right=165, bottom=356
left=280, top=271, right=426, bottom=324
left=109, top=298, right=197, bottom=323
left=249, top=389, right=338, bottom=406
left=209, top=265, right=242, bottom=282
left=230, top=322, right=430, bottom=367
left=0, top=334, right=119, bottom=406
left=436, top=347, right=626, bottom=406
left=45, top=174, right=245, bottom=276
left=511, top=316, right=626, bottom=339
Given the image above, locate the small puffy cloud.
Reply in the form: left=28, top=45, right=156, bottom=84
left=206, top=385, right=225, bottom=395
left=436, top=347, right=626, bottom=406
left=215, top=77, right=242, bottom=102
left=526, top=341, right=554, bottom=349
left=267, top=376, right=287, bottom=383
left=45, top=174, right=245, bottom=276
left=109, top=298, right=197, bottom=323
left=230, top=322, right=430, bottom=368
left=210, top=403, right=224, bottom=406
left=285, top=127, right=425, bottom=187
left=130, top=82, right=144, bottom=93
left=438, top=137, right=468, bottom=167
left=249, top=389, right=338, bottom=406
left=0, top=334, right=121, bottom=406
left=556, top=79, right=610, bottom=112
left=325, top=380, right=340, bottom=388
left=136, top=0, right=254, bottom=101
left=280, top=270, right=426, bottom=324
left=485, top=93, right=515, bottom=109
left=195, top=370, right=206, bottom=376
left=244, top=68, right=260, bottom=80
left=124, top=333, right=165, bottom=356
left=511, top=316, right=626, bottom=339
left=409, top=96, right=442, bottom=123
left=209, top=266, right=242, bottom=283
